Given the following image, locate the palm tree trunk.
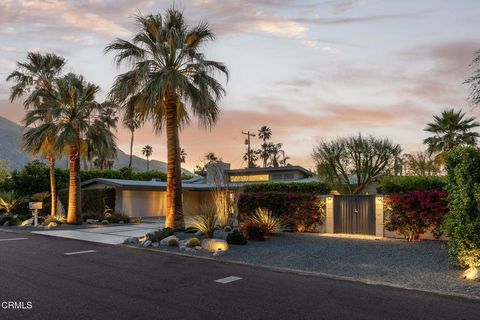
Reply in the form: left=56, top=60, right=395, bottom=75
left=48, top=155, right=57, bottom=216
left=147, top=157, right=149, bottom=171
left=165, top=96, right=184, bottom=230
left=128, top=129, right=134, bottom=169
left=67, top=144, right=81, bottom=224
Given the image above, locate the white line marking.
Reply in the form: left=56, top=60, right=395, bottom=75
left=64, top=250, right=97, bottom=256
left=0, top=237, right=28, bottom=242
left=214, top=276, right=243, bottom=284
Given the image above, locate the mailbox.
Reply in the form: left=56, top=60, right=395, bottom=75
left=29, top=202, right=43, bottom=210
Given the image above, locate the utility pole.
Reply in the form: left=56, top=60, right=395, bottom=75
left=242, top=130, right=256, bottom=168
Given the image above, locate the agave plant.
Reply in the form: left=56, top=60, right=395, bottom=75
left=191, top=204, right=218, bottom=238
left=250, top=208, right=281, bottom=235
left=0, top=192, right=25, bottom=214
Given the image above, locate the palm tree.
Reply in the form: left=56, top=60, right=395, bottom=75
left=142, top=145, right=153, bottom=171
left=6, top=52, right=66, bottom=216
left=38, top=73, right=117, bottom=223
left=122, top=100, right=142, bottom=169
left=258, top=126, right=272, bottom=168
left=106, top=9, right=228, bottom=230
left=424, top=108, right=480, bottom=161
left=180, top=148, right=187, bottom=164
left=269, top=143, right=286, bottom=167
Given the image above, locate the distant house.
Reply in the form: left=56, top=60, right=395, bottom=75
left=81, top=162, right=315, bottom=217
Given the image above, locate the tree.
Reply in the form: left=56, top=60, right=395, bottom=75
left=243, top=149, right=259, bottom=168
left=106, top=9, right=228, bottom=230
left=180, top=148, right=187, bottom=164
left=404, top=151, right=442, bottom=176
left=0, top=160, right=9, bottom=185
left=258, top=126, right=272, bottom=168
left=195, top=152, right=221, bottom=172
left=43, top=73, right=116, bottom=223
left=6, top=52, right=66, bottom=216
left=312, top=134, right=401, bottom=194
left=464, top=49, right=480, bottom=107
left=269, top=142, right=287, bottom=167
left=142, top=145, right=153, bottom=171
left=123, top=100, right=142, bottom=169
left=423, top=108, right=479, bottom=162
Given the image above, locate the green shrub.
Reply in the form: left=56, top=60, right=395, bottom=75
left=226, top=229, right=247, bottom=245
left=243, top=181, right=330, bottom=194
left=148, top=227, right=174, bottom=242
left=104, top=211, right=130, bottom=224
left=241, top=221, right=267, bottom=241
left=237, top=192, right=325, bottom=232
left=9, top=216, right=21, bottom=226
left=44, top=215, right=67, bottom=226
left=444, top=147, right=480, bottom=268
left=377, top=176, right=447, bottom=194
left=101, top=220, right=109, bottom=225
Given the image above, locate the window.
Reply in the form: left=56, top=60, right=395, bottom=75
left=271, top=173, right=295, bottom=181
left=230, top=174, right=269, bottom=182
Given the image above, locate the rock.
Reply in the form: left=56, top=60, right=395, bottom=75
left=3, top=221, right=10, bottom=227
left=152, top=242, right=159, bottom=248
left=119, top=221, right=125, bottom=224
left=194, top=230, right=204, bottom=236
left=463, top=267, right=479, bottom=280
left=213, top=249, right=225, bottom=257
left=123, top=237, right=137, bottom=244
left=142, top=240, right=152, bottom=247
left=138, top=235, right=148, bottom=243
left=20, top=218, right=34, bottom=226
left=201, top=239, right=229, bottom=253
left=195, top=246, right=202, bottom=251
left=184, top=237, right=200, bottom=247
left=86, top=219, right=98, bottom=224
left=160, top=235, right=179, bottom=246
left=146, top=232, right=156, bottom=241
left=179, top=246, right=187, bottom=252
left=47, top=222, right=58, bottom=228
left=186, top=248, right=196, bottom=253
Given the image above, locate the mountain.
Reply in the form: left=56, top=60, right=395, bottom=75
left=0, top=116, right=192, bottom=175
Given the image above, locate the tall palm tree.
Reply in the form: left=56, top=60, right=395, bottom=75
left=269, top=143, right=286, bottom=167
left=258, top=126, right=272, bottom=168
left=142, top=145, right=153, bottom=171
left=122, top=100, right=142, bottom=169
left=6, top=52, right=66, bottom=216
left=424, top=108, right=480, bottom=161
left=106, top=9, right=228, bottom=230
left=32, top=73, right=117, bottom=223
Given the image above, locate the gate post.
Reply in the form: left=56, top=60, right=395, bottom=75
left=375, top=195, right=384, bottom=237
left=325, top=195, right=334, bottom=233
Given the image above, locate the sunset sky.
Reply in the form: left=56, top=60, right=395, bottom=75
left=1, top=0, right=479, bottom=172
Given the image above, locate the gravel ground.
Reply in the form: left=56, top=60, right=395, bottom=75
left=139, top=231, right=480, bottom=298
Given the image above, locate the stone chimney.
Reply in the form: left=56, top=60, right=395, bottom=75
left=205, top=162, right=231, bottom=185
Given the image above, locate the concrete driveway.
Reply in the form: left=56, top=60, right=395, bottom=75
left=32, top=222, right=163, bottom=244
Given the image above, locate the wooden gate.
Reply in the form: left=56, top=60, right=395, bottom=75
left=333, top=195, right=376, bottom=235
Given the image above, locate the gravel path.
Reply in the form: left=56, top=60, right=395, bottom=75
left=146, top=232, right=480, bottom=298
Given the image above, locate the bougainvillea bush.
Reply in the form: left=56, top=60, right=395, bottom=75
left=237, top=192, right=325, bottom=232
left=384, top=190, right=448, bottom=241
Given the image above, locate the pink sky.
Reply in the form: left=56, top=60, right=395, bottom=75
left=1, top=0, right=479, bottom=171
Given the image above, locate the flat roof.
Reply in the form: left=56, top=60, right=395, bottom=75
left=226, top=166, right=313, bottom=176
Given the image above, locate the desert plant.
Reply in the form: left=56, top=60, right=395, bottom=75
left=44, top=215, right=67, bottom=226
left=226, top=229, right=247, bottom=245
left=241, top=221, right=267, bottom=241
left=101, top=220, right=109, bottom=225
left=104, top=212, right=130, bottom=224
left=166, top=237, right=179, bottom=247
left=0, top=192, right=25, bottom=214
left=191, top=205, right=218, bottom=238
left=250, top=208, right=280, bottom=235
left=148, top=227, right=174, bottom=242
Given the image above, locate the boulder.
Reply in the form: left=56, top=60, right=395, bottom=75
left=184, top=237, right=200, bottom=247
left=201, top=239, right=229, bottom=253
left=463, top=267, right=479, bottom=281
left=160, top=235, right=179, bottom=246
left=152, top=242, right=159, bottom=248
left=195, top=246, right=202, bottom=251
left=20, top=218, right=34, bottom=227
left=86, top=219, right=98, bottom=224
left=186, top=248, right=196, bottom=253
left=213, top=249, right=225, bottom=257
left=142, top=240, right=152, bottom=247
left=123, top=237, right=137, bottom=244
left=3, top=221, right=9, bottom=227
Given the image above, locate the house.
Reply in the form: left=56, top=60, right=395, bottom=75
left=81, top=162, right=316, bottom=217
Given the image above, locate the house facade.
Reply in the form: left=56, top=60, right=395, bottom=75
left=81, top=163, right=316, bottom=217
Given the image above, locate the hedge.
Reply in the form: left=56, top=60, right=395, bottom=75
left=58, top=188, right=115, bottom=216
left=237, top=191, right=325, bottom=232
left=242, top=181, right=330, bottom=194
left=377, top=176, right=447, bottom=194
left=444, top=146, right=480, bottom=268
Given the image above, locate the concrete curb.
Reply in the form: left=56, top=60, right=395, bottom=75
left=121, top=243, right=480, bottom=302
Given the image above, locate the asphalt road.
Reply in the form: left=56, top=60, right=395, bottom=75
left=0, top=229, right=479, bottom=320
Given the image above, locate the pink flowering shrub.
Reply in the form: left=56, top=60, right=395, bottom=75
left=385, top=190, right=448, bottom=240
